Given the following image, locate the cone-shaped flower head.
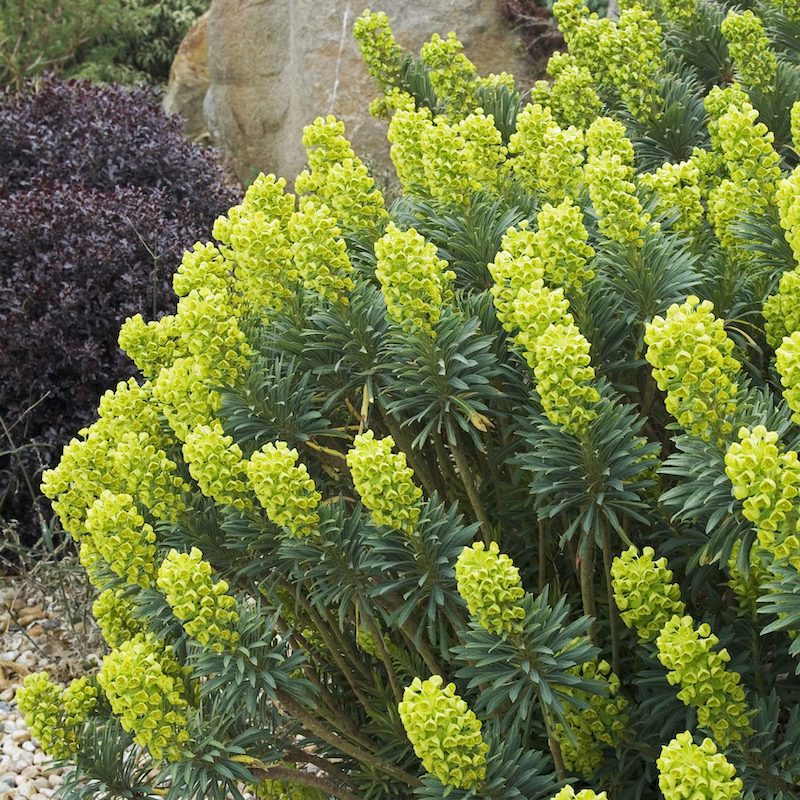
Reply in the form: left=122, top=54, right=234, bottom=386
left=489, top=224, right=546, bottom=333
left=98, top=634, right=190, bottom=762
left=534, top=321, right=601, bottom=435
left=657, top=732, right=743, bottom=800
left=535, top=197, right=595, bottom=290
left=157, top=547, right=240, bottom=652
left=611, top=546, right=686, bottom=642
left=175, top=287, right=251, bottom=388
left=247, top=441, right=322, bottom=538
left=182, top=420, right=252, bottom=511
left=85, top=490, right=157, bottom=589
left=656, top=616, right=751, bottom=747
left=644, top=296, right=740, bottom=446
left=92, top=587, right=146, bottom=649
left=721, top=10, right=777, bottom=90
left=353, top=9, right=404, bottom=93
left=776, top=167, right=800, bottom=267
left=17, top=672, right=98, bottom=759
left=346, top=431, right=422, bottom=534
left=419, top=32, right=478, bottom=117
left=534, top=52, right=601, bottom=131
left=507, top=103, right=556, bottom=194
left=374, top=222, right=455, bottom=336
left=538, top=124, right=585, bottom=204
left=585, top=152, right=649, bottom=248
left=776, top=331, right=800, bottom=424
left=455, top=541, right=526, bottom=635
left=764, top=265, right=800, bottom=347
left=119, top=312, right=182, bottom=380
left=289, top=199, right=355, bottom=305
left=724, top=426, right=800, bottom=569
left=639, top=158, right=705, bottom=233
left=553, top=660, right=630, bottom=777
left=295, top=115, right=387, bottom=232
left=388, top=103, right=433, bottom=191
left=398, top=675, right=489, bottom=790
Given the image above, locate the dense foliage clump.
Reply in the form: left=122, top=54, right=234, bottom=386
left=0, top=77, right=236, bottom=540
left=19, top=3, right=800, bottom=800
left=0, top=0, right=208, bottom=89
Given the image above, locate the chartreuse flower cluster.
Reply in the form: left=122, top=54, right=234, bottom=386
left=41, top=379, right=181, bottom=540
left=98, top=634, right=191, bottom=762
left=724, top=426, right=800, bottom=571
left=704, top=83, right=749, bottom=152
left=346, top=431, right=422, bottom=534
left=536, top=197, right=595, bottom=290
left=391, top=111, right=507, bottom=206
left=157, top=547, right=240, bottom=653
left=551, top=788, right=608, bottom=800
left=657, top=732, right=743, bottom=800
left=507, top=102, right=555, bottom=194
left=374, top=222, right=455, bottom=335
left=93, top=587, right=145, bottom=648
left=720, top=10, right=777, bottom=90
left=247, top=442, right=322, bottom=538
left=387, top=101, right=433, bottom=190
left=644, top=297, right=740, bottom=446
left=727, top=540, right=770, bottom=615
left=289, top=199, right=355, bottom=305
left=489, top=223, right=545, bottom=332
left=295, top=115, right=388, bottom=232
left=534, top=322, right=601, bottom=435
left=552, top=0, right=663, bottom=120
left=398, top=675, right=489, bottom=790
left=764, top=265, right=800, bottom=346
left=776, top=332, right=800, bottom=422
left=455, top=541, right=526, bottom=635
left=553, top=660, right=630, bottom=777
left=656, top=615, right=752, bottom=747
left=639, top=158, right=705, bottom=233
left=85, top=490, right=158, bottom=589
left=353, top=9, right=403, bottom=94
left=182, top=420, right=252, bottom=512
left=538, top=124, right=585, bottom=204
left=584, top=118, right=649, bottom=247
left=532, top=52, right=601, bottom=131
left=611, top=546, right=686, bottom=642
left=776, top=166, right=800, bottom=265
left=213, top=173, right=296, bottom=312
left=17, top=673, right=98, bottom=759
left=419, top=32, right=478, bottom=117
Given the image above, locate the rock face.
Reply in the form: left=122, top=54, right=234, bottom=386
left=199, top=1, right=534, bottom=186
left=163, top=11, right=211, bottom=142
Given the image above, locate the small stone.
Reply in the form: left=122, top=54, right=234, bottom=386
left=27, top=625, right=44, bottom=638
left=33, top=751, right=46, bottom=765
left=34, top=777, right=50, bottom=788
left=48, top=774, right=62, bottom=787
left=21, top=767, right=38, bottom=779
left=22, top=741, right=36, bottom=752
left=13, top=729, right=31, bottom=742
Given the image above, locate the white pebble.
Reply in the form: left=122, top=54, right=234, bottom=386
left=21, top=741, right=35, bottom=753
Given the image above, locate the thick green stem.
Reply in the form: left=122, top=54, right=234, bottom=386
left=540, top=519, right=551, bottom=592
left=600, top=519, right=621, bottom=676
left=579, top=537, right=598, bottom=644
left=449, top=435, right=493, bottom=543
left=252, top=763, right=360, bottom=800
left=280, top=695, right=422, bottom=788
left=364, top=613, right=403, bottom=703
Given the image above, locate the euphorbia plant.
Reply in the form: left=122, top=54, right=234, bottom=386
left=18, top=2, right=800, bottom=799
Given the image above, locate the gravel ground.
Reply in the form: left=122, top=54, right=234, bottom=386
left=0, top=568, right=258, bottom=800
left=0, top=575, right=101, bottom=800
